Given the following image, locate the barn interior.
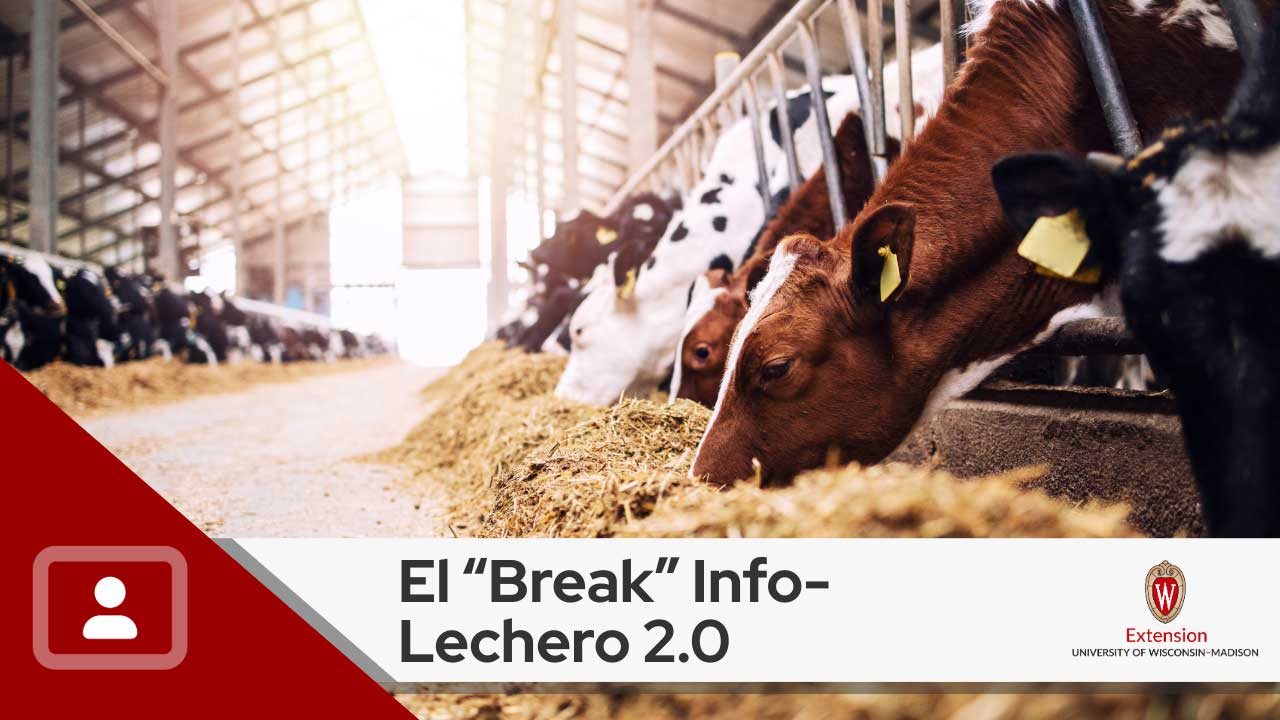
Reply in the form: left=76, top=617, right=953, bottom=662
left=3, top=0, right=1277, bottom=716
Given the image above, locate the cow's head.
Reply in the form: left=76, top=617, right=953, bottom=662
left=554, top=238, right=690, bottom=406
left=557, top=167, right=765, bottom=406
left=672, top=255, right=769, bottom=407
left=531, top=210, right=619, bottom=281
left=670, top=110, right=887, bottom=409
left=690, top=210, right=930, bottom=485
left=0, top=255, right=64, bottom=312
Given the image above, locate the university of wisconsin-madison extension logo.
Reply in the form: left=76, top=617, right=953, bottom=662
left=1146, top=561, right=1186, bottom=624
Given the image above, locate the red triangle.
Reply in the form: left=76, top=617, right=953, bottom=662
left=0, top=362, right=413, bottom=718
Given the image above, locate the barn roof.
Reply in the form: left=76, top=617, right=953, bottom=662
left=0, top=0, right=403, bottom=268
left=466, top=0, right=944, bottom=213
left=0, top=0, right=946, bottom=268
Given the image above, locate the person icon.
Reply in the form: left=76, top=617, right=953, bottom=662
left=82, top=576, right=138, bottom=640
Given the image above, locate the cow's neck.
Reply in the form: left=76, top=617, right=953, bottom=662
left=872, top=0, right=1243, bottom=373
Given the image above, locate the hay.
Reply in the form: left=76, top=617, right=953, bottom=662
left=393, top=346, right=1276, bottom=718
left=22, top=357, right=388, bottom=416
left=399, top=692, right=1280, bottom=720
left=483, top=397, right=711, bottom=537
left=623, top=464, right=1136, bottom=538
left=378, top=343, right=594, bottom=534
left=389, top=344, right=1135, bottom=540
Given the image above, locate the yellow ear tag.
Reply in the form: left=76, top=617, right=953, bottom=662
left=595, top=227, right=618, bottom=246
left=1017, top=209, right=1091, bottom=279
left=878, top=245, right=901, bottom=302
left=616, top=268, right=637, bottom=300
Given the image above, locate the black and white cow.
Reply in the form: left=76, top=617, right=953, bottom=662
left=58, top=267, right=118, bottom=367
left=248, top=315, right=285, bottom=363
left=104, top=268, right=160, bottom=361
left=513, top=285, right=587, bottom=354
left=503, top=192, right=680, bottom=352
left=0, top=254, right=64, bottom=370
left=189, top=290, right=232, bottom=363
left=154, top=284, right=216, bottom=365
left=528, top=192, right=676, bottom=286
left=992, top=11, right=1280, bottom=536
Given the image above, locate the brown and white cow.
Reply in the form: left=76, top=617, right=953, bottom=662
left=692, top=0, right=1264, bottom=485
left=672, top=111, right=896, bottom=407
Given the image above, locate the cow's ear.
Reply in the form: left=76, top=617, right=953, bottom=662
left=849, top=202, right=915, bottom=305
left=991, top=152, right=1114, bottom=236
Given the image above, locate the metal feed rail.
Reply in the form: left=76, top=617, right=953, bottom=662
left=0, top=240, right=105, bottom=275
left=601, top=0, right=965, bottom=232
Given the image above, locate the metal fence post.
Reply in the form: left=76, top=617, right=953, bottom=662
left=797, top=19, right=848, bottom=229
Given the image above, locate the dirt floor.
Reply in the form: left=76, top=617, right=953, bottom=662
left=77, top=362, right=449, bottom=536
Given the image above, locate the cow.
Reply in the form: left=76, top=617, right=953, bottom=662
left=104, top=268, right=159, bottom=361
left=514, top=190, right=681, bottom=357
left=554, top=85, right=855, bottom=405
left=248, top=315, right=285, bottom=363
left=300, top=326, right=330, bottom=360
left=506, top=192, right=680, bottom=351
left=514, top=285, right=587, bottom=354
left=215, top=293, right=255, bottom=361
left=691, top=0, right=1262, bottom=486
left=671, top=110, right=895, bottom=406
left=188, top=291, right=232, bottom=363
left=0, top=254, right=64, bottom=370
left=525, top=192, right=679, bottom=289
left=557, top=47, right=946, bottom=407
left=59, top=268, right=118, bottom=367
left=154, top=284, right=217, bottom=365
left=990, top=10, right=1280, bottom=536
left=279, top=325, right=310, bottom=362
left=339, top=328, right=363, bottom=358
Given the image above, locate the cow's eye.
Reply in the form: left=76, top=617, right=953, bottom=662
left=759, top=358, right=792, bottom=383
left=693, top=344, right=712, bottom=361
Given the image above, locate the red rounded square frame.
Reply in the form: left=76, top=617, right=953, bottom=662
left=33, top=546, right=188, bottom=670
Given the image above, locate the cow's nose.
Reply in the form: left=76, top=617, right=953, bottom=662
left=690, top=439, right=754, bottom=488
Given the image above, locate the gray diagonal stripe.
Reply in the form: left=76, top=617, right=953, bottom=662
left=215, top=538, right=394, bottom=684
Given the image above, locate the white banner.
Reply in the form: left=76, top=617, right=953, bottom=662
left=229, top=539, right=1278, bottom=685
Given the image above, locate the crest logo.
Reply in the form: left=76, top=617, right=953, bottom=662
left=1145, top=561, right=1186, bottom=624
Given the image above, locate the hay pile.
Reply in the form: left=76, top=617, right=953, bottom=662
left=399, top=693, right=1280, bottom=720
left=23, top=357, right=386, bottom=416
left=484, top=397, right=711, bottom=537
left=390, top=344, right=1134, bottom=539
left=624, top=464, right=1134, bottom=538
left=378, top=343, right=595, bottom=534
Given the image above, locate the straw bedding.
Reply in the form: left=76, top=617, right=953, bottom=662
left=22, top=357, right=386, bottom=416
left=390, top=345, right=1274, bottom=718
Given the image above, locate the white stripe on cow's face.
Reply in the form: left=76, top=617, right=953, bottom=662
left=1157, top=144, right=1280, bottom=263
left=690, top=243, right=800, bottom=478
left=669, top=274, right=725, bottom=403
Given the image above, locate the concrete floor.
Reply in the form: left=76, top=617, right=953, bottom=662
left=78, top=362, right=448, bottom=537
